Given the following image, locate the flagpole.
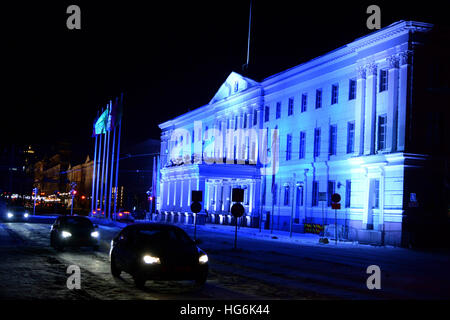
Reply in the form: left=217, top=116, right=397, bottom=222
left=95, top=112, right=103, bottom=213
left=156, top=155, right=160, bottom=214
left=113, top=93, right=123, bottom=217
left=91, top=133, right=98, bottom=216
left=108, top=110, right=116, bottom=221
left=100, top=105, right=108, bottom=215
left=104, top=102, right=111, bottom=220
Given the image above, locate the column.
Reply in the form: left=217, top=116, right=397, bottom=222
left=397, top=50, right=412, bottom=151
left=180, top=179, right=185, bottom=211
left=378, top=167, right=385, bottom=232
left=362, top=169, right=370, bottom=229
left=364, top=62, right=377, bottom=155
left=187, top=178, right=192, bottom=207
left=213, top=120, right=219, bottom=163
left=355, top=65, right=366, bottom=155
left=245, top=110, right=252, bottom=161
left=221, top=119, right=227, bottom=161
left=236, top=113, right=244, bottom=162
left=227, top=116, right=236, bottom=163
left=386, top=55, right=400, bottom=152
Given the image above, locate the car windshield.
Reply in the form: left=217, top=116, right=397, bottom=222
left=135, top=228, right=193, bottom=245
left=61, top=217, right=93, bottom=228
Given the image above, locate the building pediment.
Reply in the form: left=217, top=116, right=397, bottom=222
left=209, top=71, right=259, bottom=105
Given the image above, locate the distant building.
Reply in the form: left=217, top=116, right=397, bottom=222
left=158, top=21, right=450, bottom=247
left=119, top=139, right=160, bottom=211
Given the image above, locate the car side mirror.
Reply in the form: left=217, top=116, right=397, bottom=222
left=94, top=224, right=99, bottom=228
left=194, top=239, right=203, bottom=245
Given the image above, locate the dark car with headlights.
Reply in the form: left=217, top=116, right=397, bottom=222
left=110, top=223, right=208, bottom=288
left=50, top=216, right=100, bottom=251
left=1, top=205, right=30, bottom=222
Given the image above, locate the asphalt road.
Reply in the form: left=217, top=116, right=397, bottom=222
left=0, top=217, right=449, bottom=300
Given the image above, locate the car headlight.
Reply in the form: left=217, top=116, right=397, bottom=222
left=143, top=255, right=160, bottom=264
left=23, top=213, right=29, bottom=218
left=61, top=231, right=72, bottom=238
left=91, top=231, right=99, bottom=238
left=7, top=212, right=13, bottom=218
left=199, top=254, right=208, bottom=264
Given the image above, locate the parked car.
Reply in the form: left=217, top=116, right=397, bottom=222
left=50, top=215, right=99, bottom=251
left=1, top=205, right=30, bottom=222
left=109, top=223, right=208, bottom=288
left=115, top=210, right=135, bottom=223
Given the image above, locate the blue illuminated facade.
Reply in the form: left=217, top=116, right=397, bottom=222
left=158, top=21, right=448, bottom=247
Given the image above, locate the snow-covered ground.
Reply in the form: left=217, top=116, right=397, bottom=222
left=0, top=216, right=449, bottom=300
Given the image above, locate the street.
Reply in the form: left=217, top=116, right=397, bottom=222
left=0, top=218, right=449, bottom=300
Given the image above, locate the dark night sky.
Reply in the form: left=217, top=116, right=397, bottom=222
left=4, top=1, right=449, bottom=159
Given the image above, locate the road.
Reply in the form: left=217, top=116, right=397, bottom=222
left=0, top=217, right=449, bottom=300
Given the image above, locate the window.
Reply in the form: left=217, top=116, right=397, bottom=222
left=234, top=81, right=239, bottom=92
left=347, top=121, right=355, bottom=154
left=288, top=97, right=294, bottom=116
left=192, top=130, right=194, bottom=143
left=380, top=69, right=388, bottom=92
left=345, top=180, right=351, bottom=208
left=373, top=179, right=380, bottom=209
left=284, top=186, right=290, bottom=206
left=286, top=134, right=292, bottom=161
left=331, top=84, right=339, bottom=104
left=314, top=128, right=321, bottom=157
left=264, top=106, right=270, bottom=122
left=315, top=89, right=322, bottom=109
left=204, top=126, right=208, bottom=139
left=296, top=186, right=304, bottom=206
left=253, top=109, right=258, bottom=125
left=327, top=181, right=335, bottom=207
left=301, top=93, right=307, bottom=112
left=299, top=131, right=306, bottom=159
left=349, top=79, right=356, bottom=100
left=378, top=114, right=387, bottom=151
left=329, top=125, right=337, bottom=156
left=312, top=181, right=319, bottom=207
left=276, top=102, right=281, bottom=119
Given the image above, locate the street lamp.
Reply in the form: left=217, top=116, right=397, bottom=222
left=70, top=182, right=77, bottom=216
left=32, top=187, right=38, bottom=216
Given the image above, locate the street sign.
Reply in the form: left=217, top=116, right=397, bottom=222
left=318, top=192, right=327, bottom=201
left=192, top=190, right=203, bottom=202
left=231, top=203, right=245, bottom=218
left=331, top=193, right=341, bottom=203
left=232, top=188, right=244, bottom=203
left=331, top=203, right=341, bottom=209
left=190, top=202, right=202, bottom=213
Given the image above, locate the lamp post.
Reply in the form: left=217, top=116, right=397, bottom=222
left=32, top=187, right=38, bottom=216
left=70, top=182, right=77, bottom=216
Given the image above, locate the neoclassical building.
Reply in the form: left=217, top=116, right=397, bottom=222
left=157, top=21, right=449, bottom=247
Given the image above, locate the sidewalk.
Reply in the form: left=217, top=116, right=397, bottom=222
left=87, top=216, right=372, bottom=248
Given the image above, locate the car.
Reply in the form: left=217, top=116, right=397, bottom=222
left=130, top=209, right=146, bottom=220
left=1, top=205, right=30, bottom=222
left=115, top=211, right=135, bottom=223
left=109, top=223, right=208, bottom=288
left=50, top=215, right=100, bottom=251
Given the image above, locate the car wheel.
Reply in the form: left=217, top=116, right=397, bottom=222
left=133, top=274, right=146, bottom=288
left=111, top=256, right=121, bottom=277
left=195, top=273, right=208, bottom=286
